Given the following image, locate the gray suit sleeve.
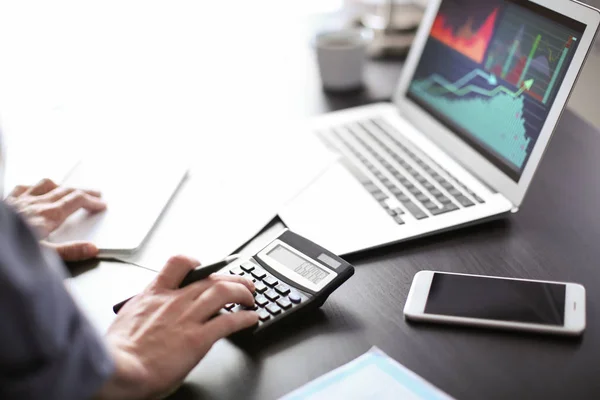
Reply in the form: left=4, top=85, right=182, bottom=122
left=0, top=203, right=114, bottom=399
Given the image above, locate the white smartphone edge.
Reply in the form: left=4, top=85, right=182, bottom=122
left=403, top=271, right=586, bottom=336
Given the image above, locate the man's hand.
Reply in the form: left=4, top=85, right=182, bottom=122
left=98, top=255, right=258, bottom=400
left=5, top=178, right=107, bottom=261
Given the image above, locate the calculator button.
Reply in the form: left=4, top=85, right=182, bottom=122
left=240, top=262, right=255, bottom=272
left=257, top=309, right=271, bottom=321
left=275, top=283, right=290, bottom=296
left=263, top=276, right=279, bottom=287
left=251, top=268, right=267, bottom=280
left=224, top=303, right=235, bottom=311
left=288, top=291, right=301, bottom=304
left=254, top=281, right=268, bottom=294
left=266, top=303, right=282, bottom=315
left=255, top=295, right=269, bottom=307
left=243, top=303, right=258, bottom=311
left=264, top=290, right=280, bottom=301
left=276, top=297, right=292, bottom=310
left=230, top=267, right=245, bottom=276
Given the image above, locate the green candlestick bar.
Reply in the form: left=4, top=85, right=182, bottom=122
left=518, top=34, right=542, bottom=87
left=543, top=42, right=569, bottom=104
left=502, top=39, right=519, bottom=79
left=485, top=54, right=495, bottom=71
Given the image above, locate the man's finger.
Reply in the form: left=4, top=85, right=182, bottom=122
left=57, top=190, right=107, bottom=217
left=26, top=178, right=58, bottom=196
left=8, top=185, right=30, bottom=198
left=38, top=187, right=103, bottom=203
left=41, top=240, right=99, bottom=261
left=179, top=274, right=255, bottom=298
left=201, top=311, right=259, bottom=345
left=149, top=255, right=201, bottom=290
left=187, top=280, right=255, bottom=322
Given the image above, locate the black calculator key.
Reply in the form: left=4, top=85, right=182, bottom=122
left=240, top=262, right=255, bottom=272
left=257, top=309, right=271, bottom=321
left=275, top=283, right=290, bottom=296
left=243, top=303, right=258, bottom=311
left=230, top=267, right=245, bottom=276
left=289, top=291, right=302, bottom=304
left=224, top=303, right=235, bottom=311
left=276, top=297, right=292, bottom=310
left=255, top=295, right=269, bottom=307
left=266, top=303, right=282, bottom=315
left=263, top=276, right=279, bottom=287
left=251, top=268, right=267, bottom=280
left=254, top=281, right=268, bottom=294
left=265, top=290, right=280, bottom=302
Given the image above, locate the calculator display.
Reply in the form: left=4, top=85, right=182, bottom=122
left=267, top=245, right=330, bottom=285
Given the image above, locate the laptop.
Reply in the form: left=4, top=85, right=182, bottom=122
left=280, top=0, right=600, bottom=255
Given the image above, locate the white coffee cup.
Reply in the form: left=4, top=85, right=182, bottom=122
left=314, top=29, right=372, bottom=91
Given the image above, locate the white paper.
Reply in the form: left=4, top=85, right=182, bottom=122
left=281, top=347, right=455, bottom=400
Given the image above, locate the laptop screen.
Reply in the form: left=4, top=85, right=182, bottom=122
left=407, top=0, right=586, bottom=181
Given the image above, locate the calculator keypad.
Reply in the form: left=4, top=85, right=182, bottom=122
left=222, top=260, right=308, bottom=326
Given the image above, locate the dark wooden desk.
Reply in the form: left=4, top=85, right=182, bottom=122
left=68, top=17, right=600, bottom=400
left=157, top=77, right=600, bottom=400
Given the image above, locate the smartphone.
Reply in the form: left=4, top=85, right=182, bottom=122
left=404, top=271, right=586, bottom=336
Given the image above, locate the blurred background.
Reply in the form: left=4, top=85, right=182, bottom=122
left=0, top=0, right=598, bottom=190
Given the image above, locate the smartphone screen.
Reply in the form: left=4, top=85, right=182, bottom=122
left=425, top=274, right=566, bottom=326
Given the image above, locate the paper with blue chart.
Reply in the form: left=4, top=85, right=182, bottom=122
left=281, top=347, right=455, bottom=400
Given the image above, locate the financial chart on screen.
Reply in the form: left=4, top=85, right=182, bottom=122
left=407, top=0, right=586, bottom=180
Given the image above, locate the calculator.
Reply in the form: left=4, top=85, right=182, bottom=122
left=220, top=230, right=355, bottom=335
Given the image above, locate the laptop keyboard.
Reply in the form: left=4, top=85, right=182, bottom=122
left=320, top=117, right=485, bottom=224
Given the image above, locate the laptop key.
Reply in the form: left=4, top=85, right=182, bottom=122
left=403, top=202, right=428, bottom=220
left=430, top=204, right=459, bottom=215
left=396, top=193, right=409, bottom=202
left=416, top=194, right=428, bottom=202
left=408, top=187, right=421, bottom=196
left=364, top=182, right=379, bottom=193
left=455, top=195, right=474, bottom=207
left=423, top=201, right=438, bottom=210
left=373, top=192, right=388, bottom=201
left=438, top=196, right=452, bottom=204
left=448, top=188, right=462, bottom=197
